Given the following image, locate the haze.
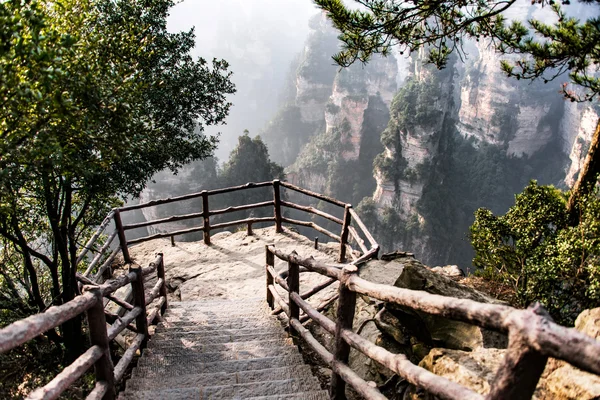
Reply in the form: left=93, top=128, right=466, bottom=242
left=167, top=0, right=320, bottom=161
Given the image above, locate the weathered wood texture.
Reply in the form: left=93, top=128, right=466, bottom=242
left=86, top=380, right=110, bottom=400
left=288, top=256, right=300, bottom=324
left=77, top=211, right=115, bottom=264
left=84, top=287, right=115, bottom=400
left=119, top=181, right=273, bottom=212
left=113, top=209, right=131, bottom=264
left=116, top=181, right=380, bottom=267
left=130, top=266, right=149, bottom=348
left=26, top=346, right=103, bottom=400
left=348, top=208, right=377, bottom=247
left=280, top=181, right=347, bottom=207
left=267, top=246, right=600, bottom=400
left=266, top=247, right=275, bottom=309
left=0, top=292, right=97, bottom=353
left=288, top=318, right=387, bottom=400
left=156, top=254, right=168, bottom=313
left=81, top=231, right=117, bottom=277
left=281, top=201, right=343, bottom=225
left=1, top=250, right=168, bottom=400
left=330, top=266, right=358, bottom=400
left=114, top=333, right=145, bottom=383
left=338, top=205, right=352, bottom=263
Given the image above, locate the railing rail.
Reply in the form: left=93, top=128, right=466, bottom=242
left=265, top=246, right=600, bottom=400
left=0, top=254, right=168, bottom=400
left=87, top=180, right=381, bottom=269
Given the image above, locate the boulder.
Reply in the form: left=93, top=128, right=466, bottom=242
left=430, top=265, right=464, bottom=278
left=404, top=347, right=506, bottom=399
left=389, top=262, right=507, bottom=350
left=406, top=307, right=600, bottom=400
left=542, top=307, right=600, bottom=399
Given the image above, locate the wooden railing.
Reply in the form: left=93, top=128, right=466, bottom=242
left=265, top=247, right=600, bottom=400
left=79, top=180, right=379, bottom=271
left=0, top=181, right=379, bottom=399
left=0, top=254, right=167, bottom=400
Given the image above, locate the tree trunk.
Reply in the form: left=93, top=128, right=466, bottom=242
left=567, top=118, right=600, bottom=226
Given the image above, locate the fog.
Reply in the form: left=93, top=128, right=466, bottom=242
left=167, top=0, right=320, bottom=161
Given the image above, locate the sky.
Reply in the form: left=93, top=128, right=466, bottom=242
left=167, top=0, right=321, bottom=161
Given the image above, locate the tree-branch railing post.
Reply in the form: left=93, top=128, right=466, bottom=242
left=83, top=286, right=116, bottom=400
left=156, top=253, right=168, bottom=314
left=113, top=209, right=131, bottom=264
left=288, top=252, right=300, bottom=333
left=266, top=246, right=275, bottom=309
left=201, top=190, right=211, bottom=245
left=273, top=179, right=283, bottom=233
left=330, top=265, right=358, bottom=400
left=487, top=305, right=549, bottom=400
left=130, top=266, right=149, bottom=348
left=339, top=204, right=352, bottom=263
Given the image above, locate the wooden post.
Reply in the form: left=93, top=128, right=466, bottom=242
left=266, top=246, right=274, bottom=309
left=273, top=180, right=283, bottom=233
left=487, top=305, right=550, bottom=400
left=247, top=222, right=253, bottom=236
left=84, top=286, right=116, bottom=400
left=339, top=204, right=352, bottom=263
left=113, top=209, right=131, bottom=264
left=314, top=237, right=318, bottom=249
left=130, top=266, right=149, bottom=348
left=170, top=235, right=175, bottom=246
left=201, top=190, right=211, bottom=245
left=330, top=265, right=358, bottom=400
left=288, top=254, right=300, bottom=331
left=156, top=253, right=168, bottom=314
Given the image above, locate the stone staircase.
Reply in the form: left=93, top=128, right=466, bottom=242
left=120, top=298, right=328, bottom=399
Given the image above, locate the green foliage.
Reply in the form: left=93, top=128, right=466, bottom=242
left=221, top=133, right=285, bottom=187
left=217, top=133, right=284, bottom=220
left=297, top=13, right=339, bottom=86
left=261, top=105, right=318, bottom=166
left=470, top=181, right=600, bottom=324
left=314, top=0, right=600, bottom=101
left=0, top=0, right=234, bottom=361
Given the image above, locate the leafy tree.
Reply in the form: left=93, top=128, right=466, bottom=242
left=314, top=0, right=600, bottom=225
left=0, top=0, right=234, bottom=361
left=218, top=132, right=285, bottom=219
left=470, top=181, right=600, bottom=324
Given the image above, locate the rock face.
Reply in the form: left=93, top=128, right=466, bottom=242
left=261, top=13, right=340, bottom=167
left=366, top=39, right=598, bottom=266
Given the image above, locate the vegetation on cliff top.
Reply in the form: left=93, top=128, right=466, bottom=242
left=0, top=0, right=234, bottom=390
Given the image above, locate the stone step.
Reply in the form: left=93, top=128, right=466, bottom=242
left=118, top=388, right=199, bottom=400
left=155, top=320, right=283, bottom=333
left=201, top=378, right=320, bottom=399
left=126, top=365, right=316, bottom=391
left=138, top=346, right=299, bottom=366
left=152, top=330, right=286, bottom=344
left=168, top=298, right=263, bottom=308
left=163, top=312, right=276, bottom=323
left=122, top=378, right=321, bottom=400
left=147, top=337, right=293, bottom=353
left=158, top=316, right=280, bottom=327
left=246, top=391, right=330, bottom=400
left=166, top=302, right=270, bottom=312
left=132, top=355, right=305, bottom=378
left=119, top=390, right=330, bottom=400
